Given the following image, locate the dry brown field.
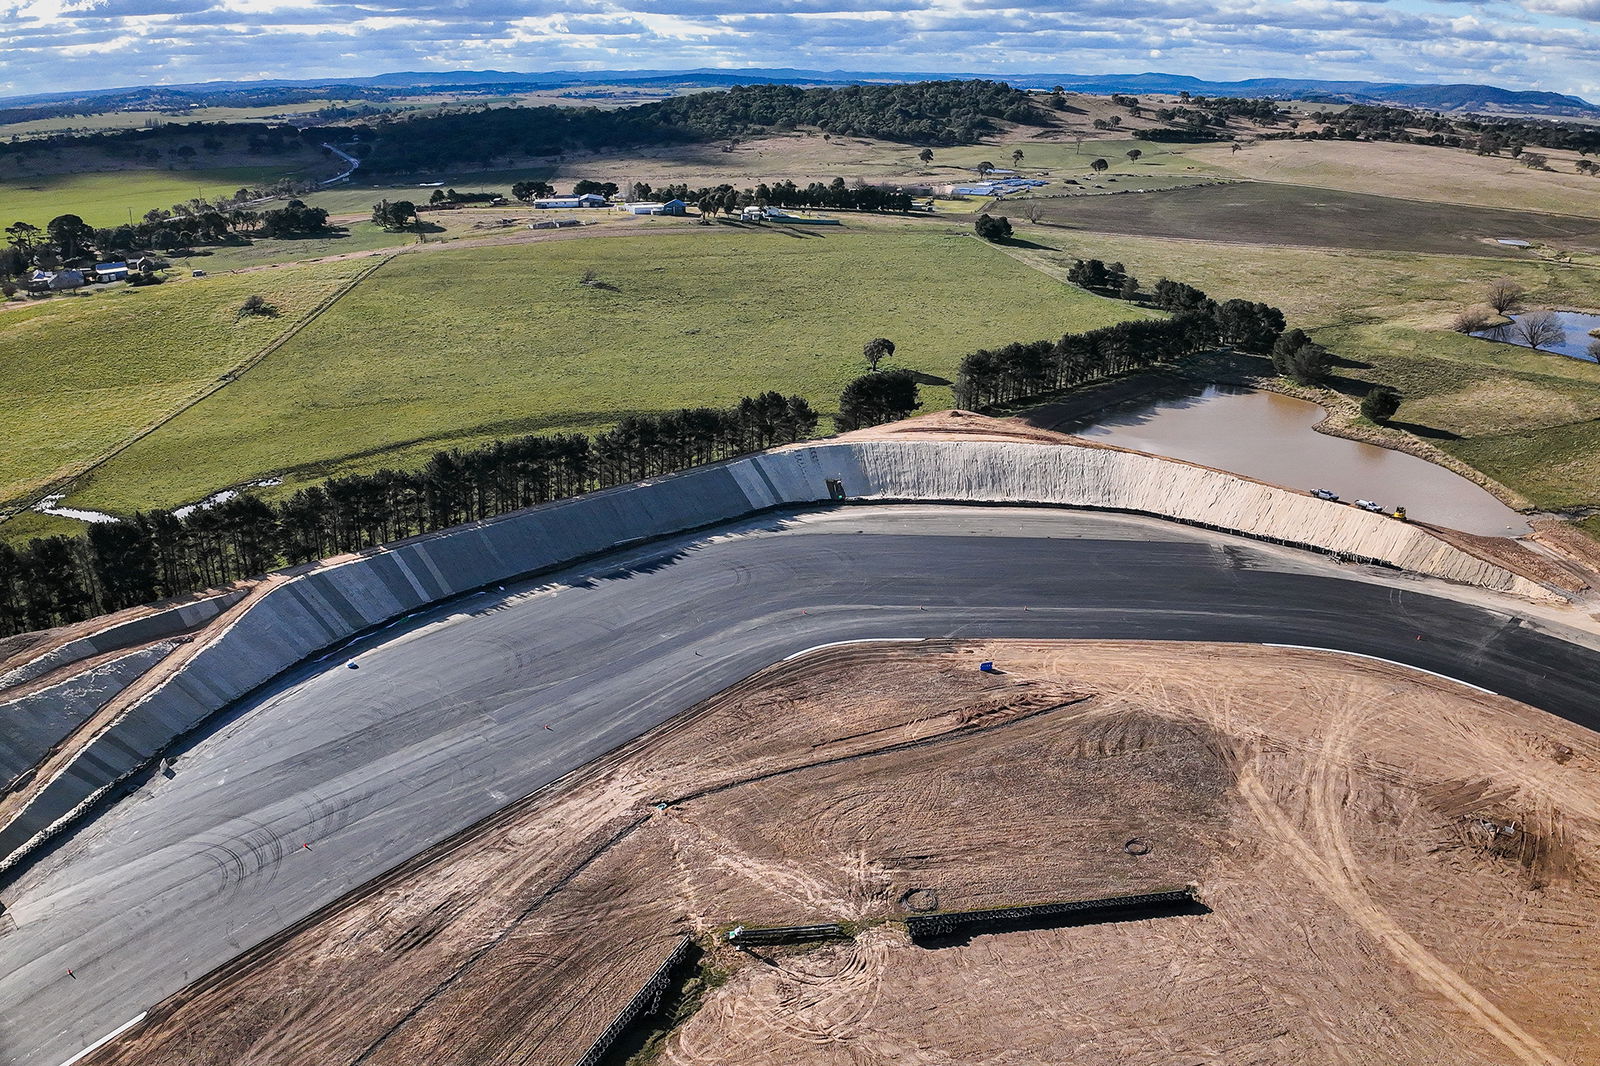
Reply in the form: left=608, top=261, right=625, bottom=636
left=87, top=640, right=1600, bottom=1066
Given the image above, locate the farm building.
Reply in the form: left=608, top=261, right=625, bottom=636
left=529, top=219, right=584, bottom=230
left=619, top=199, right=687, bottom=216
left=93, top=262, right=129, bottom=283
left=760, top=207, right=842, bottom=225
left=944, top=178, right=1050, bottom=197
left=532, top=193, right=609, bottom=209
left=48, top=270, right=86, bottom=291
left=25, top=270, right=53, bottom=293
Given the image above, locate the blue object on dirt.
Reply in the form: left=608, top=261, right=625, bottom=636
left=347, top=662, right=359, bottom=670
left=979, top=661, right=995, bottom=672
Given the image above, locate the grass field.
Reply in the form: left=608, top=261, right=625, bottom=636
left=0, top=260, right=365, bottom=513
left=0, top=166, right=315, bottom=228
left=1196, top=138, right=1600, bottom=220
left=61, top=221, right=1151, bottom=515
left=1002, top=220, right=1600, bottom=513
left=1022, top=182, right=1600, bottom=257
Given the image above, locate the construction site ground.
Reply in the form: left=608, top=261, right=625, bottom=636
left=85, top=640, right=1600, bottom=1066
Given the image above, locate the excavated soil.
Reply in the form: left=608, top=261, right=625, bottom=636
left=87, top=641, right=1600, bottom=1066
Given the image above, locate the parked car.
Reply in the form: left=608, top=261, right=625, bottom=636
left=1355, top=500, right=1385, bottom=513
left=1311, top=488, right=1339, bottom=501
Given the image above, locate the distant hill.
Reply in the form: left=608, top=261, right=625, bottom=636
left=1, top=67, right=1593, bottom=119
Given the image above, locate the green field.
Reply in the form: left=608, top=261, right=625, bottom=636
left=0, top=166, right=315, bottom=229
left=0, top=261, right=366, bottom=511
left=1001, top=220, right=1600, bottom=512
left=59, top=222, right=1151, bottom=515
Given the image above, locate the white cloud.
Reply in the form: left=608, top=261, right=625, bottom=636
left=0, top=0, right=1597, bottom=98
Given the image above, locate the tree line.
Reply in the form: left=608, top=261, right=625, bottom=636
left=3, top=199, right=334, bottom=283
left=0, top=393, right=817, bottom=637
left=1291, top=104, right=1600, bottom=159
left=329, top=80, right=1039, bottom=174
left=955, top=272, right=1290, bottom=409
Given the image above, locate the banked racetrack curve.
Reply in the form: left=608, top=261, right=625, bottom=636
left=2, top=505, right=1598, bottom=1066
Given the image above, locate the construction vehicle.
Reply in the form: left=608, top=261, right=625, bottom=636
left=1392, top=506, right=1408, bottom=521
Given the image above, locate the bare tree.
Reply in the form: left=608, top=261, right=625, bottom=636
left=1484, top=279, right=1524, bottom=314
left=1451, top=307, right=1496, bottom=334
left=1513, top=309, right=1565, bottom=351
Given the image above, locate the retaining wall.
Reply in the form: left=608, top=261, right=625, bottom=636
left=573, top=936, right=696, bottom=1066
left=0, top=440, right=1547, bottom=868
left=0, top=642, right=178, bottom=792
left=0, top=589, right=246, bottom=692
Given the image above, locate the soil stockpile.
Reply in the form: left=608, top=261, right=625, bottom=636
left=86, top=641, right=1600, bottom=1066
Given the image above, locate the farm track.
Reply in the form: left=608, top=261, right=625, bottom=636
left=4, top=253, right=394, bottom=519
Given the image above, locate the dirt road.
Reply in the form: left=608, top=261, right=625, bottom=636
left=81, top=640, right=1600, bottom=1066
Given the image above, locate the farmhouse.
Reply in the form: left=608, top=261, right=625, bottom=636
left=532, top=193, right=609, bottom=209
left=619, top=199, right=688, bottom=216
left=93, top=262, right=129, bottom=283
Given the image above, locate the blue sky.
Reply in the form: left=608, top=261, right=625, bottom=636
left=3, top=0, right=1599, bottom=100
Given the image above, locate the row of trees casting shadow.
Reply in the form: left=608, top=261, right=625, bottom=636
left=2, top=263, right=1346, bottom=637
left=0, top=393, right=817, bottom=636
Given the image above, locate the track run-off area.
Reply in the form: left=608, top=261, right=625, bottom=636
left=2, top=505, right=1599, bottom=1066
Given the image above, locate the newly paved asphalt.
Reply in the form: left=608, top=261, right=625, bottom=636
left=1, top=506, right=1597, bottom=1066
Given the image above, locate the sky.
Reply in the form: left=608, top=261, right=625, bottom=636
left=3, top=0, right=1600, bottom=101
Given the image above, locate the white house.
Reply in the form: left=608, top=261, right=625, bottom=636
left=532, top=193, right=609, bottom=209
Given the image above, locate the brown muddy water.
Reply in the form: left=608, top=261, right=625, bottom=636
left=1062, top=385, right=1529, bottom=536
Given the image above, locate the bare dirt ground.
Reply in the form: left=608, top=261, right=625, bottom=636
left=87, top=640, right=1600, bottom=1066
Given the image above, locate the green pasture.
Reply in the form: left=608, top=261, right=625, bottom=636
left=0, top=260, right=365, bottom=513
left=62, top=222, right=1152, bottom=514
left=0, top=166, right=312, bottom=229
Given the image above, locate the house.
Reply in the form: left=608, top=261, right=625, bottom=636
left=93, top=262, right=129, bottom=283
left=740, top=205, right=767, bottom=222
left=532, top=193, right=609, bottom=209
left=26, top=269, right=53, bottom=293
left=620, top=199, right=688, bottom=216
left=48, top=269, right=86, bottom=291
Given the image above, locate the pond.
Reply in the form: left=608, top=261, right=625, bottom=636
left=1473, top=309, right=1600, bottom=363
left=1058, top=385, right=1529, bottom=536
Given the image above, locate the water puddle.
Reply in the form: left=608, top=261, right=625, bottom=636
left=32, top=480, right=283, bottom=526
left=1473, top=310, right=1600, bottom=363
left=1060, top=385, right=1529, bottom=536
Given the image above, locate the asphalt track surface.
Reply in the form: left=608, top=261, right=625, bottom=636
left=2, top=506, right=1598, bottom=1066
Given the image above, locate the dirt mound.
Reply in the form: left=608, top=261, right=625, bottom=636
left=88, top=641, right=1600, bottom=1066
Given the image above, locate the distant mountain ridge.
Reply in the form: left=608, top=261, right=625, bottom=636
left=2, top=67, right=1593, bottom=118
